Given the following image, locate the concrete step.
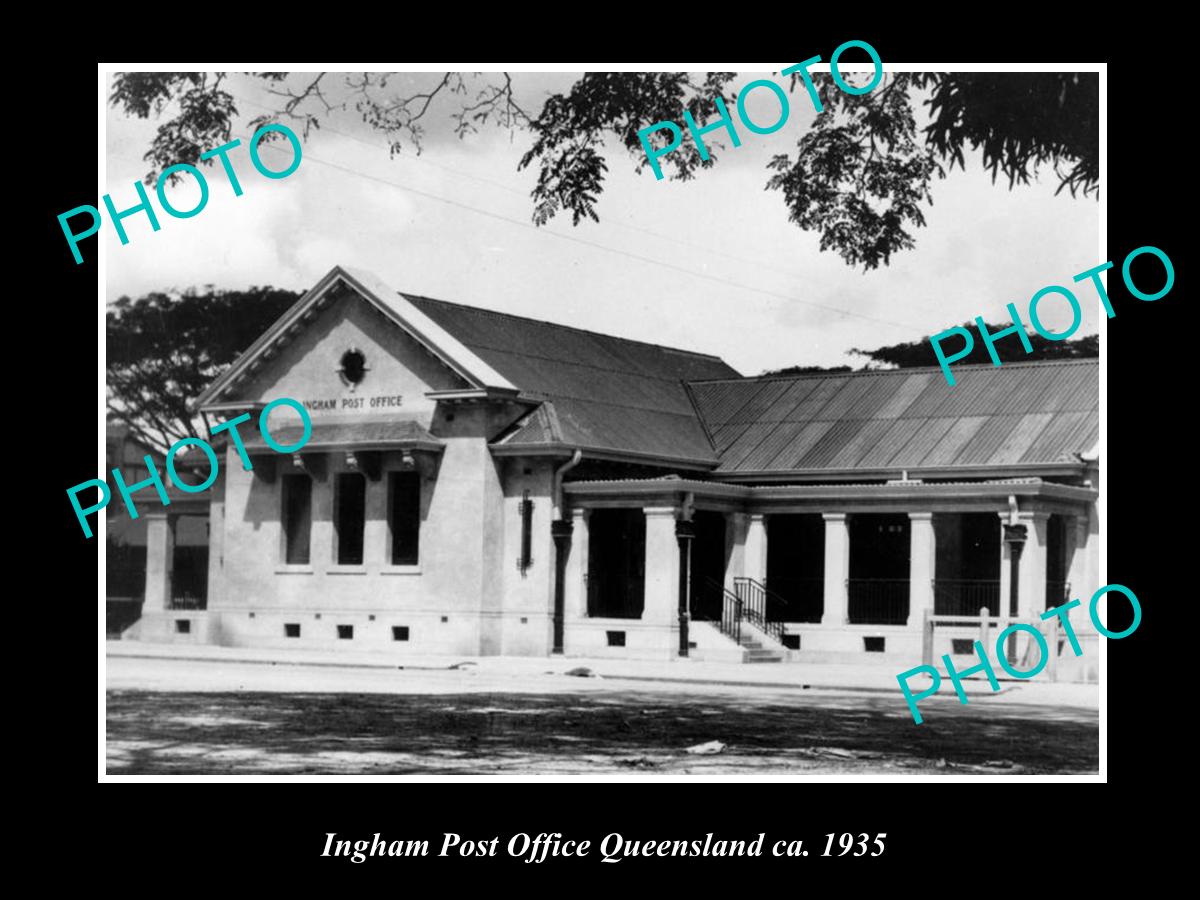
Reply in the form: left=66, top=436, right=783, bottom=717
left=743, top=648, right=784, bottom=662
left=744, top=654, right=784, bottom=663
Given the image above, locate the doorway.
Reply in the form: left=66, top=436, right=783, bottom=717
left=586, top=508, right=646, bottom=618
left=689, top=510, right=727, bottom=621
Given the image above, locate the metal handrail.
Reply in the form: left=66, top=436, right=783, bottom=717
left=699, top=576, right=743, bottom=643
left=846, top=578, right=908, bottom=625
left=732, top=577, right=787, bottom=644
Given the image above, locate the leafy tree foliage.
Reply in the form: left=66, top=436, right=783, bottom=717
left=110, top=70, right=1097, bottom=268
left=107, top=287, right=302, bottom=454
left=764, top=324, right=1098, bottom=375
left=518, top=72, right=738, bottom=225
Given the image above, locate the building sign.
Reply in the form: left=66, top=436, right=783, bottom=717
left=303, top=395, right=403, bottom=413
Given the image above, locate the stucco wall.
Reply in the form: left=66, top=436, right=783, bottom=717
left=205, top=288, right=534, bottom=655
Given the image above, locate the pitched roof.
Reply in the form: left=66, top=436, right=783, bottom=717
left=687, top=358, right=1099, bottom=477
left=404, top=294, right=740, bottom=463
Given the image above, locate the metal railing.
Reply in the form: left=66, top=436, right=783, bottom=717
left=733, top=577, right=788, bottom=644
left=933, top=578, right=1001, bottom=617
left=698, top=576, right=742, bottom=643
left=847, top=578, right=909, bottom=625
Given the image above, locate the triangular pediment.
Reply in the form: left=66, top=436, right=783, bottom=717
left=194, top=267, right=517, bottom=422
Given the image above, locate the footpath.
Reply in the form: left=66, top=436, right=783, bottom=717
left=105, top=640, right=1100, bottom=709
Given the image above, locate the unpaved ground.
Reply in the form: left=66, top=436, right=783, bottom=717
left=106, top=669, right=1098, bottom=775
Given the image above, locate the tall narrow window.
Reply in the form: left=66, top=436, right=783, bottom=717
left=389, top=471, right=421, bottom=565
left=281, top=474, right=312, bottom=565
left=335, top=472, right=366, bottom=565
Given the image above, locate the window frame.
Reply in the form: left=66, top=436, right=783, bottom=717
left=279, top=472, right=313, bottom=567
left=385, top=469, right=422, bottom=569
left=333, top=471, right=368, bottom=567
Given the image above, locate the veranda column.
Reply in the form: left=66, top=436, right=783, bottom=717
left=563, top=507, right=590, bottom=620
left=143, top=512, right=175, bottom=613
left=643, top=507, right=681, bottom=627
left=1016, top=510, right=1049, bottom=619
left=676, top=519, right=695, bottom=656
left=206, top=493, right=225, bottom=608
left=908, top=512, right=936, bottom=628
left=744, top=513, right=768, bottom=584
left=725, top=512, right=749, bottom=593
left=998, top=512, right=1012, bottom=623
left=821, top=513, right=850, bottom=626
left=1066, top=511, right=1092, bottom=603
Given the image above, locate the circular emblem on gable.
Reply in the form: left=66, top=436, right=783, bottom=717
left=337, top=348, right=369, bottom=390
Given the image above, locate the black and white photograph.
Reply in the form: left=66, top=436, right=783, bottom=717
left=91, top=62, right=1110, bottom=780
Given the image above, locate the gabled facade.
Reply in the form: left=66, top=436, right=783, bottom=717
left=127, top=266, right=1101, bottom=676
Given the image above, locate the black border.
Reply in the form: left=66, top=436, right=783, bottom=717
left=33, top=21, right=1174, bottom=882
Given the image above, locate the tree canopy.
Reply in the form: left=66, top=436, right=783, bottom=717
left=106, top=286, right=302, bottom=454
left=109, top=70, right=1098, bottom=270
left=765, top=323, right=1098, bottom=376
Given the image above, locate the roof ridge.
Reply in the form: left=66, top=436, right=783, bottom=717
left=687, top=356, right=1099, bottom=386
left=402, top=292, right=733, bottom=365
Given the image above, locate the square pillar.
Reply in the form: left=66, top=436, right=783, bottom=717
left=143, top=513, right=175, bottom=613
left=998, top=510, right=1048, bottom=621
left=643, top=507, right=680, bottom=626
left=206, top=497, right=224, bottom=607
left=725, top=512, right=748, bottom=593
left=564, top=507, right=590, bottom=619
left=745, top=514, right=768, bottom=584
left=908, top=512, right=936, bottom=628
left=1017, top=511, right=1049, bottom=619
left=822, top=513, right=850, bottom=626
left=1066, top=510, right=1095, bottom=603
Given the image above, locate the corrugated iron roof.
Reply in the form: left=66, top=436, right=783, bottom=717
left=405, top=295, right=739, bottom=461
left=688, top=359, right=1098, bottom=474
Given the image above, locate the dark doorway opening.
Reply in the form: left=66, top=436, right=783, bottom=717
left=933, top=513, right=1001, bottom=616
left=689, top=510, right=727, bottom=621
left=587, top=508, right=646, bottom=618
left=766, top=514, right=824, bottom=622
left=848, top=513, right=910, bottom=624
left=1046, top=514, right=1069, bottom=609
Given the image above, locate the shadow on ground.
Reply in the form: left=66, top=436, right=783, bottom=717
left=106, top=688, right=1098, bottom=775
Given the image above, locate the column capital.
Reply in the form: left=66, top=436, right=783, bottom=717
left=822, top=512, right=848, bottom=523
left=999, top=509, right=1051, bottom=523
left=1017, top=509, right=1052, bottom=523
left=570, top=506, right=591, bottom=523
left=643, top=506, right=678, bottom=519
left=908, top=511, right=935, bottom=522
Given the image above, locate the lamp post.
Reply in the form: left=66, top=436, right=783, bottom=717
left=676, top=519, right=696, bottom=658
left=1002, top=523, right=1028, bottom=663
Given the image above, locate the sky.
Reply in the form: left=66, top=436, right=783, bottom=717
left=103, top=70, right=1101, bottom=376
